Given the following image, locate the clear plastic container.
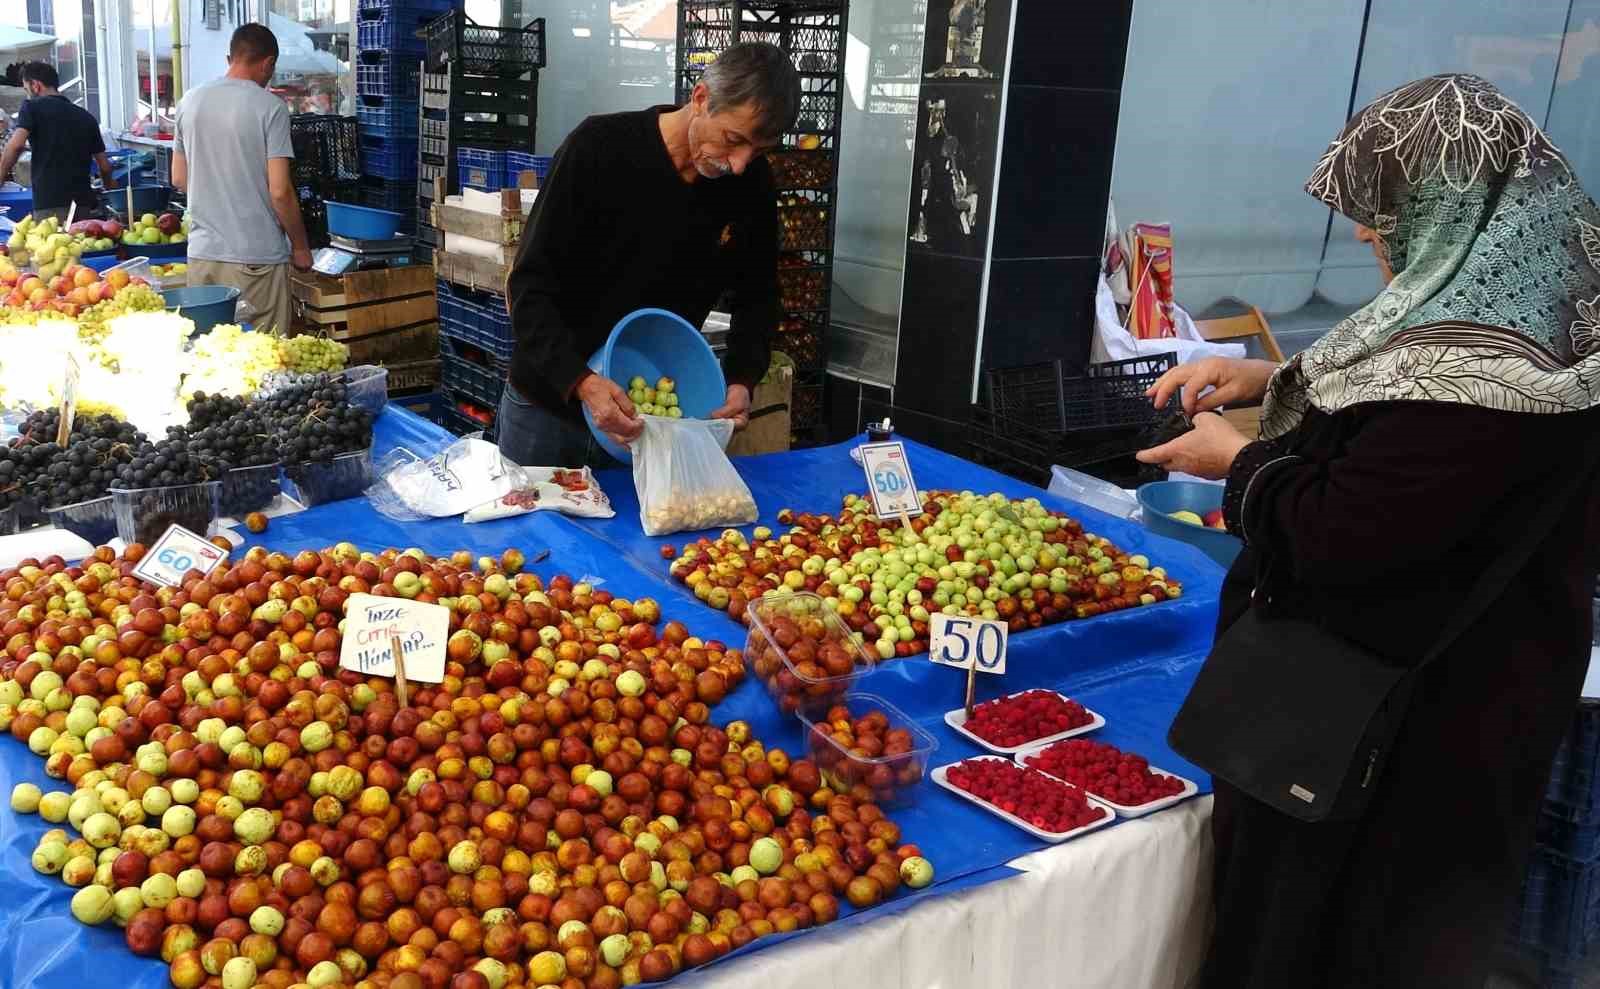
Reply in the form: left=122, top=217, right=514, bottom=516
left=220, top=463, right=282, bottom=517
left=0, top=503, right=17, bottom=536
left=109, top=481, right=222, bottom=545
left=797, top=691, right=937, bottom=806
left=340, top=365, right=390, bottom=414
left=1049, top=464, right=1139, bottom=520
left=744, top=591, right=875, bottom=717
left=45, top=495, right=118, bottom=545
left=283, top=451, right=374, bottom=506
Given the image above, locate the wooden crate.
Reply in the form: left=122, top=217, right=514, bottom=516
left=291, top=265, right=438, bottom=340
left=429, top=178, right=524, bottom=245
left=386, top=359, right=441, bottom=393
left=434, top=248, right=511, bottom=296
left=342, top=322, right=440, bottom=366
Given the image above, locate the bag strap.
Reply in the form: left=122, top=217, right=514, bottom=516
left=1415, top=449, right=1600, bottom=671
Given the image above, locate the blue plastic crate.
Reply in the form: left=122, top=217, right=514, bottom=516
left=1511, top=844, right=1600, bottom=958
left=440, top=332, right=510, bottom=372
left=359, top=0, right=455, bottom=18
left=360, top=135, right=419, bottom=180
left=436, top=280, right=515, bottom=363
left=358, top=17, right=428, bottom=57
left=457, top=147, right=506, bottom=191
left=441, top=404, right=496, bottom=440
left=396, top=391, right=449, bottom=425
left=357, top=176, right=415, bottom=213
left=356, top=53, right=421, bottom=98
left=504, top=152, right=550, bottom=187
left=356, top=99, right=419, bottom=138
left=440, top=351, right=506, bottom=408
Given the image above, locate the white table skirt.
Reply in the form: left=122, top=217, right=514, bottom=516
left=689, top=797, right=1215, bottom=989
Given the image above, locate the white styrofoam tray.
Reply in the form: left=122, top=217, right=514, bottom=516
left=932, top=757, right=1115, bottom=843
left=944, top=689, right=1105, bottom=755
left=1013, top=741, right=1199, bottom=819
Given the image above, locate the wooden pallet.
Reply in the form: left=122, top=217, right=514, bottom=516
left=342, top=321, right=440, bottom=366
left=291, top=265, right=439, bottom=340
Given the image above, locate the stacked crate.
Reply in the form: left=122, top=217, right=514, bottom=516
left=417, top=12, right=544, bottom=260
left=677, top=0, right=848, bottom=448
left=288, top=114, right=360, bottom=249
left=423, top=13, right=544, bottom=437
left=354, top=0, right=460, bottom=235
left=289, top=266, right=442, bottom=397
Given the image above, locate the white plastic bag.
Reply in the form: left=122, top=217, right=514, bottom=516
left=464, top=466, right=615, bottom=522
left=1090, top=272, right=1246, bottom=364
left=632, top=416, right=757, bottom=536
left=367, top=436, right=523, bottom=521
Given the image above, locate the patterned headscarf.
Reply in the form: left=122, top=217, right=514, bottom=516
left=1261, top=74, right=1600, bottom=438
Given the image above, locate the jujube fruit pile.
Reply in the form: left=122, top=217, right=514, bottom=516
left=0, top=541, right=933, bottom=988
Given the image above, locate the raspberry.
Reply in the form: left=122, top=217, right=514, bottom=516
left=963, top=690, right=1093, bottom=748
left=945, top=757, right=1107, bottom=833
left=1021, top=739, right=1185, bottom=806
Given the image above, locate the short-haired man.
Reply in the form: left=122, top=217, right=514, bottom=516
left=173, top=24, right=311, bottom=334
left=0, top=61, right=117, bottom=221
left=499, top=42, right=800, bottom=467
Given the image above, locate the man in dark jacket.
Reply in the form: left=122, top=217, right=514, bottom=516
left=498, top=42, right=799, bottom=467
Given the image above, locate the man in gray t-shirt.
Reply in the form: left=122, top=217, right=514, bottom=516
left=173, top=23, right=310, bottom=334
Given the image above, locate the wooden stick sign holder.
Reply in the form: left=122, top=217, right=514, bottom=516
left=390, top=635, right=409, bottom=709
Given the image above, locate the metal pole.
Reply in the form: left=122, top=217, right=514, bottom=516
left=170, top=0, right=184, bottom=101
left=148, top=0, right=158, bottom=120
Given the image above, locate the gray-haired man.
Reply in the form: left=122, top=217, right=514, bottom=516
left=499, top=42, right=800, bottom=468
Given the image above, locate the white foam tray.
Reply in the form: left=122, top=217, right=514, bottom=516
left=944, top=690, right=1105, bottom=755
left=1013, top=741, right=1199, bottom=819
left=931, top=757, right=1115, bottom=843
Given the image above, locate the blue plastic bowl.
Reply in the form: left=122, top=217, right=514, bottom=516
left=583, top=308, right=727, bottom=463
left=1137, top=480, right=1242, bottom=569
left=163, top=285, right=240, bottom=336
left=327, top=201, right=403, bottom=240
left=115, top=184, right=173, bottom=217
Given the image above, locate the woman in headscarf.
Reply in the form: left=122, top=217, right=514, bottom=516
left=1139, top=74, right=1600, bottom=987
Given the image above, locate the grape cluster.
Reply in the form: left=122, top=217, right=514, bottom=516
left=6, top=412, right=147, bottom=510
left=259, top=377, right=374, bottom=464
left=184, top=391, right=250, bottom=431
left=276, top=335, right=349, bottom=373
left=114, top=432, right=224, bottom=489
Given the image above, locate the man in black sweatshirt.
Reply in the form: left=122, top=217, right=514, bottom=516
left=499, top=42, right=800, bottom=467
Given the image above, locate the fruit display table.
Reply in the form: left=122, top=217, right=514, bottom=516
left=0, top=408, right=1224, bottom=987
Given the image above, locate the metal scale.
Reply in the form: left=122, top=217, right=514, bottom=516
left=312, top=234, right=416, bottom=275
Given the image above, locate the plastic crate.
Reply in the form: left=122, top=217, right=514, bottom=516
left=360, top=134, right=420, bottom=180
left=985, top=353, right=1180, bottom=436
left=442, top=404, right=496, bottom=440
left=457, top=147, right=506, bottom=191
left=358, top=176, right=414, bottom=213
left=290, top=114, right=360, bottom=184
left=504, top=151, right=550, bottom=186
left=396, top=391, right=448, bottom=425
left=356, top=95, right=420, bottom=137
left=357, top=14, right=431, bottom=57
left=436, top=280, right=514, bottom=363
left=440, top=349, right=507, bottom=408
left=356, top=52, right=422, bottom=98
left=425, top=12, right=546, bottom=74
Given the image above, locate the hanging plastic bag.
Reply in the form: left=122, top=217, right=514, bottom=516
left=464, top=466, right=615, bottom=523
left=366, top=435, right=524, bottom=521
left=632, top=416, right=757, bottom=536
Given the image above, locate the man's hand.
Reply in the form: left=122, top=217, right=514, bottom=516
left=578, top=374, right=644, bottom=445
left=1135, top=412, right=1250, bottom=480
left=709, top=384, right=752, bottom=430
left=291, top=247, right=313, bottom=272
left=1146, top=357, right=1279, bottom=417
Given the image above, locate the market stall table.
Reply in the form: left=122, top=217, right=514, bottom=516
left=0, top=409, right=1223, bottom=987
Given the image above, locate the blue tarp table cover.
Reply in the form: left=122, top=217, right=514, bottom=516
left=0, top=408, right=1223, bottom=987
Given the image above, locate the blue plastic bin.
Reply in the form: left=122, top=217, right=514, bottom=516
left=583, top=308, right=727, bottom=464
left=504, top=152, right=550, bottom=187
left=162, top=285, right=240, bottom=336
left=327, top=201, right=405, bottom=240
left=1136, top=481, right=1241, bottom=568
left=0, top=187, right=32, bottom=217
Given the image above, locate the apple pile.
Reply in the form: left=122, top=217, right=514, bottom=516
left=626, top=376, right=681, bottom=419
left=961, top=690, right=1092, bottom=750
left=668, top=492, right=1184, bottom=660
left=1167, top=509, right=1224, bottom=531
left=69, top=217, right=125, bottom=252
left=4, top=214, right=117, bottom=274
left=0, top=541, right=935, bottom=989
left=0, top=262, right=142, bottom=318
left=943, top=758, right=1107, bottom=835
left=1019, top=739, right=1186, bottom=807
left=122, top=211, right=188, bottom=248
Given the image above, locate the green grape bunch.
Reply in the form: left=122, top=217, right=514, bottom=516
left=276, top=335, right=349, bottom=374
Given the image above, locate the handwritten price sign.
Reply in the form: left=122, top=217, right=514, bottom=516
left=858, top=441, right=922, bottom=518
left=339, top=594, right=449, bottom=683
left=132, top=525, right=228, bottom=588
left=928, top=612, right=1008, bottom=675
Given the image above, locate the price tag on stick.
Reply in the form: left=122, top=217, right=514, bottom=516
left=132, top=524, right=229, bottom=588
left=859, top=441, right=923, bottom=519
left=56, top=353, right=80, bottom=447
left=340, top=594, right=449, bottom=684
left=927, top=612, right=1009, bottom=716
left=390, top=636, right=410, bottom=709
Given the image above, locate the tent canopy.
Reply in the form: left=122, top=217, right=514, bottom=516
left=0, top=25, right=55, bottom=57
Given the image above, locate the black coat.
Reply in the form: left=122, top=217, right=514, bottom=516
left=1200, top=401, right=1600, bottom=989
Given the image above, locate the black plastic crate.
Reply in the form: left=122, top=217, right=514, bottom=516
left=774, top=310, right=825, bottom=370
left=358, top=176, right=414, bottom=213
left=441, top=404, right=497, bottom=440
left=290, top=114, right=360, bottom=185
left=985, top=353, right=1179, bottom=435
left=426, top=12, right=546, bottom=75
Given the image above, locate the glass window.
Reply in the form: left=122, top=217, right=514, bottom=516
left=265, top=0, right=350, bottom=114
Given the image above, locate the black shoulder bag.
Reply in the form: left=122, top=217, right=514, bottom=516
left=1168, top=458, right=1595, bottom=823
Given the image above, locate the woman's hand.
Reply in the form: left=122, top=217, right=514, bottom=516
left=1136, top=413, right=1251, bottom=480
left=1147, top=357, right=1279, bottom=417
